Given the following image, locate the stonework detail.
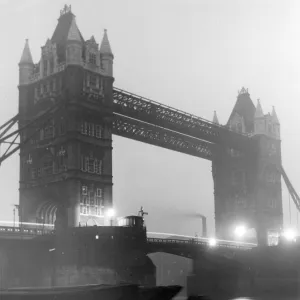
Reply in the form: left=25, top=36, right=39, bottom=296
left=18, top=7, right=114, bottom=228
left=213, top=88, right=283, bottom=245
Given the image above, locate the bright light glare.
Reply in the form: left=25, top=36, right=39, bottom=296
left=106, top=208, right=115, bottom=218
left=209, top=238, right=217, bottom=247
left=95, top=235, right=99, bottom=240
left=283, top=229, right=297, bottom=241
left=234, top=225, right=247, bottom=238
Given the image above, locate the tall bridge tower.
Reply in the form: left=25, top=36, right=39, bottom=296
left=18, top=5, right=114, bottom=228
left=213, top=88, right=283, bottom=245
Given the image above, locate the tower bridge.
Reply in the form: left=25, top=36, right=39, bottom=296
left=1, top=5, right=300, bottom=295
left=0, top=4, right=298, bottom=246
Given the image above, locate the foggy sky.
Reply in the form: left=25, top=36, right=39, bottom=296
left=0, top=0, right=299, bottom=237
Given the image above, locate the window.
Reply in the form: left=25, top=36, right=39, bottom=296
left=237, top=123, right=243, bottom=133
left=49, top=58, right=54, bottom=74
left=81, top=122, right=88, bottom=135
left=43, top=60, right=48, bottom=76
left=267, top=172, right=276, bottom=183
left=96, top=198, right=101, bottom=206
left=95, top=159, right=102, bottom=174
left=52, top=79, right=56, bottom=91
left=81, top=205, right=87, bottom=214
left=84, top=157, right=89, bottom=171
left=44, top=126, right=54, bottom=139
left=89, top=53, right=96, bottom=65
left=82, top=186, right=88, bottom=195
left=96, top=207, right=102, bottom=216
left=59, top=120, right=65, bottom=135
left=31, top=168, right=37, bottom=179
left=43, top=157, right=53, bottom=169
left=90, top=75, right=97, bottom=87
left=86, top=206, right=90, bottom=215
left=88, top=158, right=95, bottom=173
left=96, top=125, right=102, bottom=138
left=96, top=188, right=102, bottom=197
left=43, top=120, right=54, bottom=139
left=46, top=81, right=50, bottom=93
left=88, top=123, right=94, bottom=136
left=270, top=198, right=277, bottom=208
left=81, top=156, right=87, bottom=172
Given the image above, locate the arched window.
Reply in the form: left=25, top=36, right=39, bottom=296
left=237, top=123, right=243, bottom=133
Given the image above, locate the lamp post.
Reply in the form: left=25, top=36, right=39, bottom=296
left=138, top=206, right=148, bottom=227
left=107, top=208, right=115, bottom=226
left=13, top=204, right=20, bottom=228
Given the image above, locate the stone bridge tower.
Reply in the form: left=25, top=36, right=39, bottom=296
left=213, top=88, right=283, bottom=245
left=18, top=5, right=114, bottom=228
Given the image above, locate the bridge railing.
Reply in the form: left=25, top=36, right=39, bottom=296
left=147, top=237, right=255, bottom=250
left=0, top=226, right=53, bottom=236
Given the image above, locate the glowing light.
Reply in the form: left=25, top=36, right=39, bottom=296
left=0, top=220, right=54, bottom=227
left=147, top=231, right=257, bottom=247
left=234, top=225, right=247, bottom=238
left=95, top=235, right=99, bottom=240
left=106, top=208, right=115, bottom=218
left=283, top=228, right=297, bottom=241
left=208, top=238, right=217, bottom=247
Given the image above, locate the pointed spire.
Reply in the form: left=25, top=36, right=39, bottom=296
left=254, top=99, right=264, bottom=118
left=100, top=29, right=113, bottom=56
left=213, top=111, right=219, bottom=124
left=238, top=87, right=248, bottom=96
left=272, top=106, right=280, bottom=124
left=19, top=39, right=33, bottom=65
left=67, top=17, right=81, bottom=42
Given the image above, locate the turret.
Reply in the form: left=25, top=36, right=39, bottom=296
left=100, top=29, right=114, bottom=77
left=254, top=99, right=265, bottom=135
left=254, top=99, right=280, bottom=140
left=19, top=39, right=34, bottom=85
left=272, top=106, right=280, bottom=139
left=213, top=111, right=219, bottom=124
left=66, top=16, right=83, bottom=66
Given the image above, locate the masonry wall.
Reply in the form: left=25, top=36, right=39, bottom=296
left=0, top=226, right=155, bottom=289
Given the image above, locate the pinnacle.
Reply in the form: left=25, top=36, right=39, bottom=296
left=254, top=99, right=264, bottom=118
left=67, top=16, right=82, bottom=42
left=19, top=39, right=33, bottom=65
left=100, top=29, right=113, bottom=56
left=213, top=111, right=219, bottom=124
left=272, top=106, right=280, bottom=124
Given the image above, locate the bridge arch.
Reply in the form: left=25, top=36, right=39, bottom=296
left=36, top=201, right=57, bottom=225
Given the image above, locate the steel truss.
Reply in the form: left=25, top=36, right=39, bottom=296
left=280, top=166, right=300, bottom=212
left=0, top=102, right=63, bottom=166
left=113, top=87, right=253, bottom=151
left=112, top=114, right=213, bottom=160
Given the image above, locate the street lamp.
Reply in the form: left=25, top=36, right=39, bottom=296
left=106, top=208, right=115, bottom=226
left=208, top=238, right=217, bottom=247
left=234, top=225, right=247, bottom=238
left=283, top=228, right=297, bottom=242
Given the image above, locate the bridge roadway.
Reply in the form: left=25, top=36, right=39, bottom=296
left=0, top=225, right=256, bottom=251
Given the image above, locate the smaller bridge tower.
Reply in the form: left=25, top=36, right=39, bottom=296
left=213, top=88, right=283, bottom=245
